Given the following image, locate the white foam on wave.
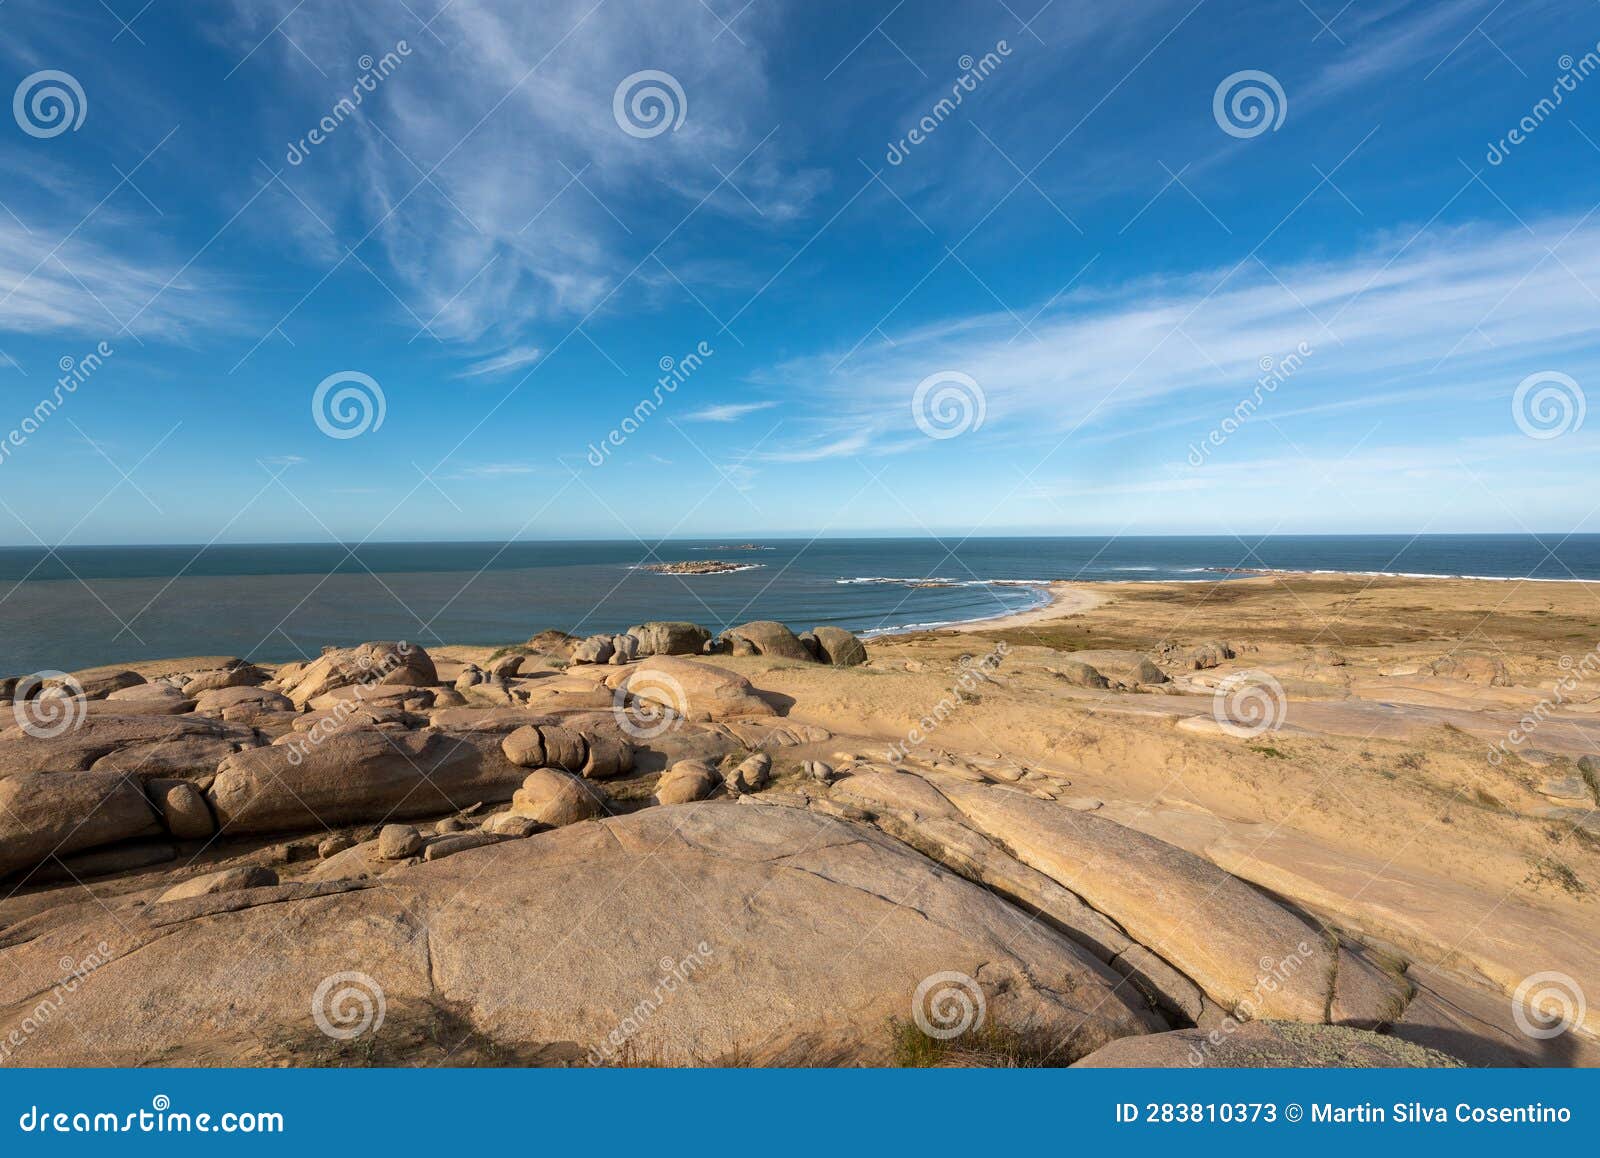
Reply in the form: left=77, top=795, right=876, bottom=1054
left=836, top=576, right=1051, bottom=588
left=858, top=581, right=1054, bottom=637
left=1232, top=567, right=1595, bottom=583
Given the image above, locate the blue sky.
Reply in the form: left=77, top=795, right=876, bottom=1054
left=0, top=0, right=1596, bottom=544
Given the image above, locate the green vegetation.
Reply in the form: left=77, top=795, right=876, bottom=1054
left=1472, top=787, right=1505, bottom=811
left=886, top=1017, right=1077, bottom=1068
left=1523, top=855, right=1589, bottom=899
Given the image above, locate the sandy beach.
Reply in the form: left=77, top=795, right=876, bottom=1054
left=937, top=580, right=1105, bottom=633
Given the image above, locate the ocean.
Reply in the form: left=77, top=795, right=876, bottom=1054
left=2, top=534, right=1597, bottom=674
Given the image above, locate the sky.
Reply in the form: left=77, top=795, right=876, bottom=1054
left=0, top=0, right=1597, bottom=544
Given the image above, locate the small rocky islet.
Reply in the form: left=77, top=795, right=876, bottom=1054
left=639, top=559, right=764, bottom=575
left=0, top=590, right=1593, bottom=1067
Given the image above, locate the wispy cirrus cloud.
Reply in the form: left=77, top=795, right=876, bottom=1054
left=224, top=0, right=822, bottom=348
left=0, top=217, right=232, bottom=342
left=684, top=400, right=778, bottom=422
left=455, top=345, right=543, bottom=378
left=760, top=213, right=1600, bottom=457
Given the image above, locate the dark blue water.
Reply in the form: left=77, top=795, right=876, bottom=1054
left=1, top=535, right=1596, bottom=673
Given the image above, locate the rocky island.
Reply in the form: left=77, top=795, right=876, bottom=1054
left=640, top=560, right=764, bottom=575
left=1, top=577, right=1597, bottom=1068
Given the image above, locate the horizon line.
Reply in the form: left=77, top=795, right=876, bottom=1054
left=1, top=530, right=1595, bottom=551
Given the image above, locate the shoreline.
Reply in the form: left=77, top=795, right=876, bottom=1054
left=879, top=568, right=1600, bottom=640
left=16, top=568, right=1600, bottom=673
left=869, top=580, right=1103, bottom=638
left=944, top=581, right=1104, bottom=633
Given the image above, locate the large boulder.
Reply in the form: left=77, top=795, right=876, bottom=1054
left=191, top=685, right=294, bottom=720
left=429, top=707, right=559, bottom=734
left=0, top=805, right=1159, bottom=1065
left=1129, top=658, right=1168, bottom=684
left=157, top=866, right=278, bottom=904
left=508, top=768, right=606, bottom=826
left=0, top=715, right=255, bottom=779
left=1073, top=1021, right=1463, bottom=1068
left=1187, top=640, right=1235, bottom=670
left=614, top=657, right=776, bottom=722
left=305, top=684, right=437, bottom=713
left=626, top=621, right=712, bottom=657
left=147, top=778, right=216, bottom=839
left=89, top=732, right=247, bottom=781
left=526, top=629, right=580, bottom=659
left=500, top=724, right=633, bottom=778
left=724, top=751, right=771, bottom=794
left=807, top=626, right=868, bottom=667
left=179, top=665, right=267, bottom=695
left=1051, top=659, right=1109, bottom=689
left=276, top=642, right=437, bottom=709
left=933, top=780, right=1340, bottom=1022
left=0, top=770, right=162, bottom=876
left=654, top=759, right=722, bottom=804
left=377, top=824, right=424, bottom=860
left=718, top=621, right=812, bottom=661
left=486, top=654, right=524, bottom=679
left=569, top=635, right=614, bottom=665
left=104, top=683, right=194, bottom=714
left=207, top=730, right=525, bottom=834
left=62, top=668, right=145, bottom=699
left=293, top=702, right=418, bottom=735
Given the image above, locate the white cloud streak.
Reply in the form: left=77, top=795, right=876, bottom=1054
left=0, top=218, right=232, bottom=342
left=684, top=400, right=778, bottom=422
left=763, top=213, right=1600, bottom=456
left=228, top=0, right=820, bottom=346
left=455, top=344, right=543, bottom=378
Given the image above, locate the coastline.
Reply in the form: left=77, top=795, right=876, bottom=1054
left=9, top=560, right=1600, bottom=1067
left=895, top=568, right=1600, bottom=640
left=12, top=560, right=1600, bottom=673
left=873, top=580, right=1103, bottom=637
